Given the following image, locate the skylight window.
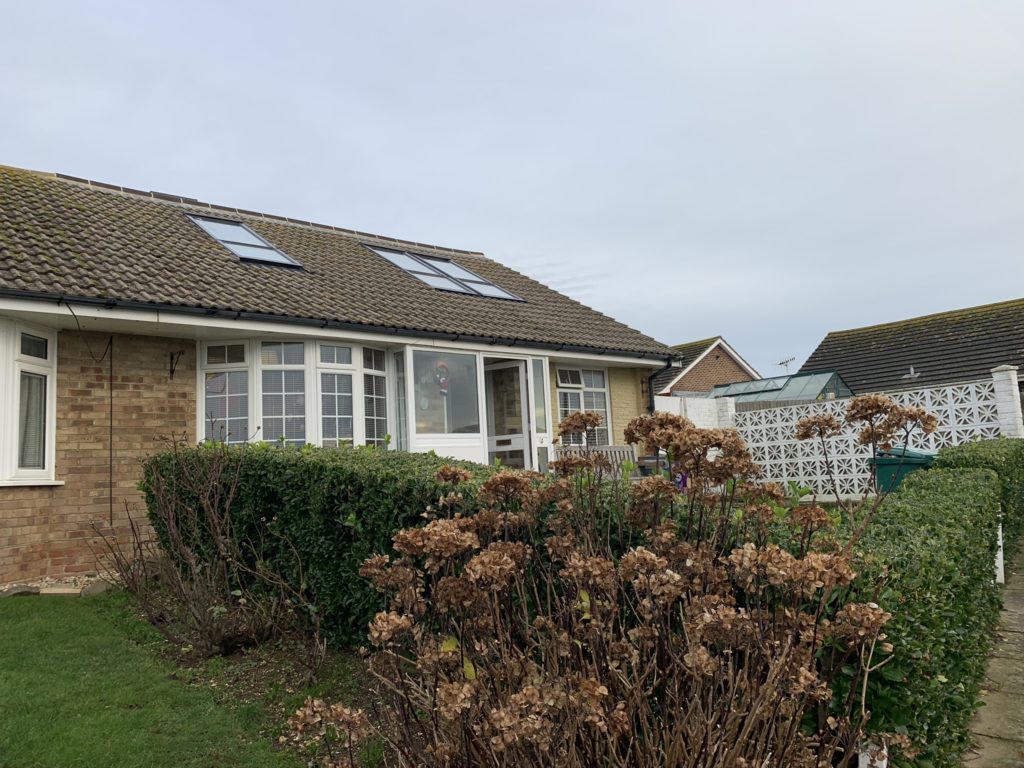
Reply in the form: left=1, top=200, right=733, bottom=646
left=190, top=215, right=300, bottom=267
left=369, top=247, right=522, bottom=301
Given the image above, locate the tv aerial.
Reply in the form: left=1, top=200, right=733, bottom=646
left=777, top=356, right=795, bottom=374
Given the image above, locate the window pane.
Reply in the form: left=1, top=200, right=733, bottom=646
left=261, top=341, right=305, bottom=366
left=394, top=351, right=408, bottom=451
left=465, top=281, right=517, bottom=300
left=193, top=218, right=266, bottom=246
left=364, top=372, right=388, bottom=446
left=372, top=248, right=427, bottom=272
left=20, top=334, right=48, bottom=360
left=261, top=368, right=304, bottom=445
left=320, top=345, right=352, bottom=365
left=413, top=350, right=479, bottom=434
left=532, top=359, right=548, bottom=433
left=18, top=372, right=46, bottom=468
left=582, top=370, right=606, bottom=389
left=363, top=347, right=385, bottom=372
left=412, top=273, right=472, bottom=292
left=206, top=343, right=246, bottom=365
left=224, top=241, right=296, bottom=265
left=422, top=257, right=481, bottom=282
left=204, top=371, right=248, bottom=443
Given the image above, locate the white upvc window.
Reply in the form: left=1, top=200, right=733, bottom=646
left=317, top=343, right=356, bottom=448
left=0, top=321, right=58, bottom=484
left=201, top=341, right=250, bottom=444
left=556, top=367, right=610, bottom=446
left=260, top=341, right=307, bottom=446
left=363, top=347, right=388, bottom=447
left=197, top=338, right=393, bottom=450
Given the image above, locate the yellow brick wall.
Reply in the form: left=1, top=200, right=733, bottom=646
left=608, top=367, right=646, bottom=443
left=0, top=331, right=196, bottom=583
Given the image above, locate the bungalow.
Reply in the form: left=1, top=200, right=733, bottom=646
left=651, top=336, right=759, bottom=396
left=799, top=298, right=1024, bottom=394
left=0, top=165, right=675, bottom=582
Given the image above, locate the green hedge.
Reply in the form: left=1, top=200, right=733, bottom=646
left=856, top=467, right=1002, bottom=767
left=141, top=444, right=493, bottom=645
left=933, top=438, right=1024, bottom=556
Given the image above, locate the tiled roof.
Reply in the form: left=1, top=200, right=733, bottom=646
left=799, top=299, right=1024, bottom=392
left=651, top=337, right=720, bottom=393
left=0, top=166, right=675, bottom=359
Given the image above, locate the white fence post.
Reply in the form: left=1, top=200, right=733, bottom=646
left=996, top=516, right=1006, bottom=585
left=991, top=365, right=1024, bottom=438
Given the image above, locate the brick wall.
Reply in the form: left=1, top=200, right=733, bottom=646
left=0, top=331, right=196, bottom=584
left=608, top=367, right=645, bottom=443
left=670, top=349, right=752, bottom=393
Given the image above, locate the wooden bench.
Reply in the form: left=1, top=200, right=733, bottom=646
left=553, top=444, right=638, bottom=478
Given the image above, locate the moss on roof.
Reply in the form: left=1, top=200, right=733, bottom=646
left=799, top=299, right=1024, bottom=392
left=0, top=165, right=674, bottom=358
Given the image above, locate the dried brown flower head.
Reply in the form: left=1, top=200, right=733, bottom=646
left=795, top=414, right=843, bottom=441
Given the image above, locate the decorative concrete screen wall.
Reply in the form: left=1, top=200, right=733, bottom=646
left=654, top=366, right=1024, bottom=498
left=734, top=367, right=1023, bottom=497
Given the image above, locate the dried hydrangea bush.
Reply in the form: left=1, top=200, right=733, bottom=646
left=360, top=407, right=927, bottom=768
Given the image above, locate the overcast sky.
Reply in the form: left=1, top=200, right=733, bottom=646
left=3, top=2, right=1023, bottom=374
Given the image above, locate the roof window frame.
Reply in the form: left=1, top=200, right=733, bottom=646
left=188, top=214, right=302, bottom=268
left=367, top=245, right=523, bottom=302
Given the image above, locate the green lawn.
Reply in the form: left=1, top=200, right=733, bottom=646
left=0, top=594, right=298, bottom=768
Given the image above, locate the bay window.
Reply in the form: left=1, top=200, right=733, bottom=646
left=199, top=338, right=392, bottom=449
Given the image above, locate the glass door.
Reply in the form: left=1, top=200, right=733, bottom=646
left=484, top=360, right=530, bottom=469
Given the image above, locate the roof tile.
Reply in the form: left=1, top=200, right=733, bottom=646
left=0, top=166, right=674, bottom=358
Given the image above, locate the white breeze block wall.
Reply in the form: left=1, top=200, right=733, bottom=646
left=732, top=370, right=1022, bottom=497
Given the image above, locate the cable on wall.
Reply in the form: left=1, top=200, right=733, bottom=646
left=61, top=301, right=115, bottom=528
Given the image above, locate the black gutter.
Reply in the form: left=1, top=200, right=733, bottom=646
left=647, top=357, right=676, bottom=413
left=0, top=288, right=675, bottom=362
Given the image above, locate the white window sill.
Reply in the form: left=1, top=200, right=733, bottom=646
left=0, top=479, right=65, bottom=487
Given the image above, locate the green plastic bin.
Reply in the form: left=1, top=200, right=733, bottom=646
left=870, top=447, right=935, bottom=492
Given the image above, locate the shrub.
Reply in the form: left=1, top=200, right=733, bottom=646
left=933, top=438, right=1024, bottom=555
left=141, top=442, right=494, bottom=646
left=852, top=467, right=1002, bottom=767
left=362, top=413, right=893, bottom=767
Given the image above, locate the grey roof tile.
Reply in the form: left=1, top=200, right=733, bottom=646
left=799, top=300, right=1024, bottom=392
left=0, top=166, right=675, bottom=358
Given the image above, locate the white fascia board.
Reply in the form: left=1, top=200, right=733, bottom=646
left=0, top=298, right=664, bottom=368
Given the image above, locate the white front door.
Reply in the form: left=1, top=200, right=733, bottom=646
left=484, top=360, right=530, bottom=469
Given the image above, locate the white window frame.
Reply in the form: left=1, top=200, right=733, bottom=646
left=258, top=340, right=309, bottom=446
left=198, top=340, right=252, bottom=444
left=316, top=342, right=360, bottom=447
left=196, top=337, right=394, bottom=450
left=0, top=320, right=59, bottom=485
left=556, top=367, right=612, bottom=447
left=362, top=347, right=389, bottom=447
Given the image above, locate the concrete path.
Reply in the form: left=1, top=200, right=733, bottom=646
left=964, top=556, right=1024, bottom=767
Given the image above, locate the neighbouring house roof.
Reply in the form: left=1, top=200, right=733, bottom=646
left=651, top=336, right=760, bottom=394
left=799, top=298, right=1024, bottom=392
left=0, top=165, right=675, bottom=360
